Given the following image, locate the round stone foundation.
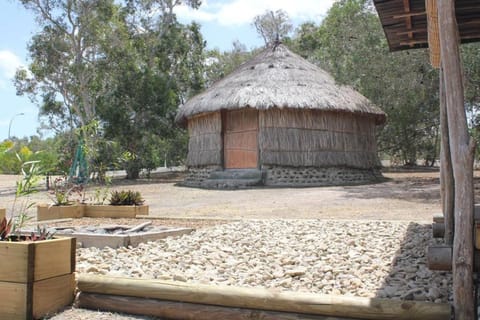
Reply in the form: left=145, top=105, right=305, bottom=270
left=263, top=166, right=383, bottom=187
left=183, top=165, right=383, bottom=188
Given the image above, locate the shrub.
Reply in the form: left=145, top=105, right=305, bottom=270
left=109, top=190, right=144, bottom=206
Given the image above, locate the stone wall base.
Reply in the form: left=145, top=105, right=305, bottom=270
left=183, top=165, right=383, bottom=188
left=263, top=166, right=383, bottom=187
left=181, top=166, right=222, bottom=187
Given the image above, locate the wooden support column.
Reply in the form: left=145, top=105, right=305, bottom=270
left=439, top=68, right=455, bottom=246
left=438, top=1, right=476, bottom=319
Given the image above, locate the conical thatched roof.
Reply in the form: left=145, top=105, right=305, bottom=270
left=177, top=44, right=386, bottom=124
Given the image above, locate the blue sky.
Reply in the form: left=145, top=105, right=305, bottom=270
left=0, top=0, right=335, bottom=141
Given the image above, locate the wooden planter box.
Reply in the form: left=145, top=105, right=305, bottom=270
left=0, top=237, right=76, bottom=320
left=0, top=208, right=5, bottom=220
left=84, top=205, right=149, bottom=218
left=37, top=204, right=84, bottom=221
left=37, top=204, right=149, bottom=220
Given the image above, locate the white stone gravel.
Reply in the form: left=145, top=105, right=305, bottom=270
left=76, top=220, right=452, bottom=303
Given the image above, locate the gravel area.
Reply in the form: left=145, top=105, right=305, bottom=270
left=75, top=220, right=451, bottom=303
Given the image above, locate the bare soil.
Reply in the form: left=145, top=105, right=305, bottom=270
left=0, top=169, right=465, bottom=222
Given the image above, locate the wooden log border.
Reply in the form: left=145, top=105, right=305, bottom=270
left=77, top=275, right=451, bottom=320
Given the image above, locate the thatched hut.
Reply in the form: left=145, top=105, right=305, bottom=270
left=176, top=44, right=386, bottom=188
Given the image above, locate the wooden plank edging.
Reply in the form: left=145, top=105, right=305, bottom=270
left=78, top=292, right=351, bottom=320
left=77, top=275, right=451, bottom=320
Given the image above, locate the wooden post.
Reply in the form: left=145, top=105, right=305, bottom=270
left=438, top=1, right=476, bottom=319
left=439, top=67, right=454, bottom=245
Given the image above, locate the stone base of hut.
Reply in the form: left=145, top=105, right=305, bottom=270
left=263, top=166, right=383, bottom=187
left=182, top=165, right=383, bottom=189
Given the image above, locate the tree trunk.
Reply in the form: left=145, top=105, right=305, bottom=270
left=438, top=1, right=476, bottom=319
left=439, top=67, right=455, bottom=246
left=126, top=162, right=141, bottom=180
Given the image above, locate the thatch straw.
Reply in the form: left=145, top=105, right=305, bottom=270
left=187, top=112, right=222, bottom=166
left=426, top=0, right=441, bottom=68
left=176, top=44, right=386, bottom=125
left=258, top=109, right=379, bottom=169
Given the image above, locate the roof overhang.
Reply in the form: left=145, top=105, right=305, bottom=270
left=373, top=0, right=480, bottom=52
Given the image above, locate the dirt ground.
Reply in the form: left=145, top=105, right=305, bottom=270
left=0, top=169, right=464, bottom=222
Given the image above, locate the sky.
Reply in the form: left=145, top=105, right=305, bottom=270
left=0, top=0, right=336, bottom=141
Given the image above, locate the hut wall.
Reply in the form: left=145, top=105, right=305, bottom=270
left=187, top=112, right=223, bottom=167
left=258, top=109, right=382, bottom=186
left=258, top=109, right=380, bottom=169
left=184, top=112, right=223, bottom=187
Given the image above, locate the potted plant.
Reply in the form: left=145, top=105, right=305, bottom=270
left=1, top=161, right=76, bottom=319
left=84, top=189, right=149, bottom=218
left=37, top=177, right=84, bottom=221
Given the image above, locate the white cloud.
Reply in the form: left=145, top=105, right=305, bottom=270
left=175, top=0, right=336, bottom=26
left=0, top=50, right=23, bottom=79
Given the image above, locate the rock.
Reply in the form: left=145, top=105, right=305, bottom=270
left=383, top=286, right=398, bottom=297
left=173, top=274, right=187, bottom=282
left=285, top=268, right=307, bottom=277
left=427, top=287, right=441, bottom=300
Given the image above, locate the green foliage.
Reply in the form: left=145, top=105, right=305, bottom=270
left=292, top=0, right=440, bottom=165
left=0, top=138, right=60, bottom=174
left=109, top=190, right=144, bottom=206
left=8, top=158, right=42, bottom=238
left=15, top=0, right=210, bottom=175
left=204, top=41, right=254, bottom=86
left=48, top=177, right=84, bottom=206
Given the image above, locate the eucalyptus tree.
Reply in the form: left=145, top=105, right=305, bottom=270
left=14, top=0, right=125, bottom=132
left=253, top=9, right=293, bottom=46
left=15, top=0, right=207, bottom=179
left=96, top=1, right=206, bottom=179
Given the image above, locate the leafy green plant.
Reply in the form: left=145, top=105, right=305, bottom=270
left=2, top=158, right=53, bottom=242
left=89, top=176, right=111, bottom=205
left=48, top=177, right=85, bottom=206
left=10, top=159, right=42, bottom=233
left=109, top=190, right=144, bottom=206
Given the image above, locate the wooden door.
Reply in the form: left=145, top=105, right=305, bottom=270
left=223, top=109, right=258, bottom=169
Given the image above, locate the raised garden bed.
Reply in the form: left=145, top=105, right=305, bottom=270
left=84, top=204, right=148, bottom=219
left=0, top=237, right=76, bottom=319
left=52, top=221, right=192, bottom=248
left=37, top=204, right=83, bottom=221
left=37, top=204, right=149, bottom=221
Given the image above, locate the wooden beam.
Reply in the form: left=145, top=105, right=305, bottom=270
left=396, top=28, right=427, bottom=35
left=77, top=275, right=452, bottom=320
left=403, top=0, right=414, bottom=43
left=77, top=292, right=352, bottom=320
left=400, top=40, right=428, bottom=46
left=438, top=1, right=476, bottom=319
left=393, top=11, right=426, bottom=19
left=426, top=0, right=441, bottom=68
left=427, top=245, right=480, bottom=272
